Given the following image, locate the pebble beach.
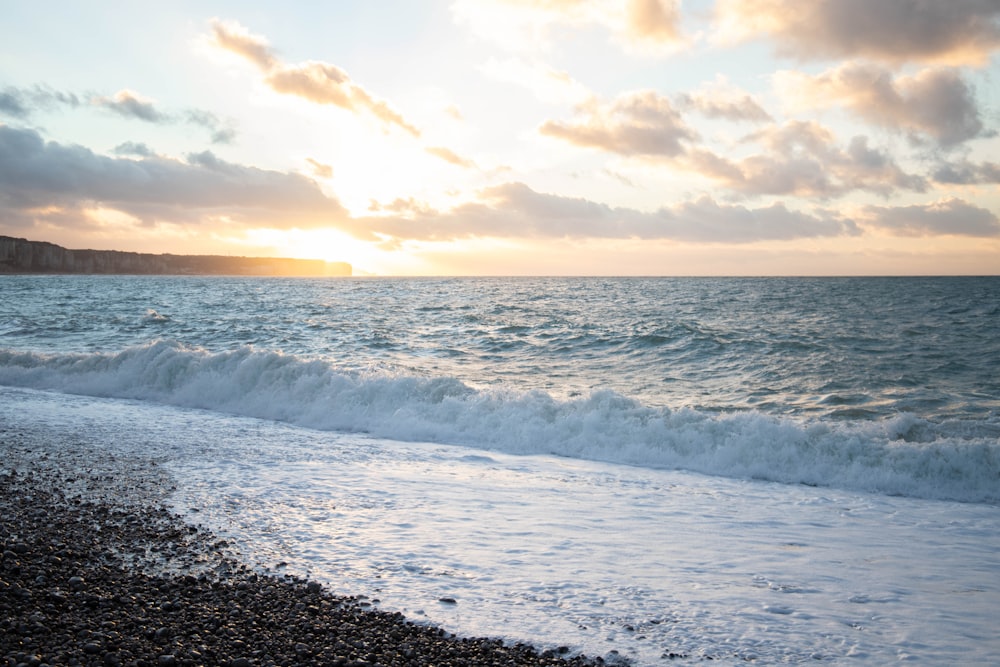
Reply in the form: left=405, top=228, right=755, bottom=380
left=0, top=430, right=611, bottom=667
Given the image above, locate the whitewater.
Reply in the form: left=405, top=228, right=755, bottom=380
left=1, top=275, right=998, bottom=663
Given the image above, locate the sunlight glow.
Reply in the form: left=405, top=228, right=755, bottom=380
left=241, top=227, right=389, bottom=275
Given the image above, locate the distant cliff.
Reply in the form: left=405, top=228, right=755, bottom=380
left=0, top=236, right=351, bottom=277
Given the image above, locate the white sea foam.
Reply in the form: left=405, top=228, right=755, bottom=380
left=1, top=341, right=997, bottom=504
left=142, top=308, right=170, bottom=323
left=4, top=386, right=999, bottom=665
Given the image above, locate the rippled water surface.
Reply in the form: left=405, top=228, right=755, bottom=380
left=3, top=275, right=999, bottom=663
left=3, top=275, right=998, bottom=420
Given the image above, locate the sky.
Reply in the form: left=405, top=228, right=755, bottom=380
left=1, top=1, right=999, bottom=276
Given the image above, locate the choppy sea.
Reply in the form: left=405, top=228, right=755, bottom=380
left=1, top=276, right=998, bottom=663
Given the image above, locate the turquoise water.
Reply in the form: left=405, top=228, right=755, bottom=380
left=3, top=275, right=999, bottom=663
left=1, top=275, right=998, bottom=502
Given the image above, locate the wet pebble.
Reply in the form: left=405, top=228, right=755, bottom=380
left=1, top=438, right=614, bottom=667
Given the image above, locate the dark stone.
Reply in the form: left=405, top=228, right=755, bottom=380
left=0, top=437, right=619, bottom=667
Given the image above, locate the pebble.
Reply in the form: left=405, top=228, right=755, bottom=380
left=1, top=437, right=614, bottom=667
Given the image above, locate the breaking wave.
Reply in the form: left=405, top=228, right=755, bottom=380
left=1, top=340, right=997, bottom=504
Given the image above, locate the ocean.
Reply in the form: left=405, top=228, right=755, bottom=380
left=1, top=275, right=998, bottom=664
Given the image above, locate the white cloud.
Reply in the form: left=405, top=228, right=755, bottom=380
left=452, top=0, right=686, bottom=54
left=480, top=57, right=592, bottom=105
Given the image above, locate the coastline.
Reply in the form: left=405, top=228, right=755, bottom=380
left=0, top=434, right=614, bottom=667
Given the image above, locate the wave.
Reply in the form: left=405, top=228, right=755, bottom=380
left=1, top=341, right=997, bottom=504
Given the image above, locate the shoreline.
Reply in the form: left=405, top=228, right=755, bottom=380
left=0, top=436, right=615, bottom=667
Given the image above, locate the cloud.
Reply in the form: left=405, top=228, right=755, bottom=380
left=0, top=88, right=31, bottom=118
left=425, top=146, right=478, bottom=169
left=1, top=84, right=235, bottom=144
left=112, top=141, right=157, bottom=157
left=715, top=0, right=1000, bottom=65
left=0, top=124, right=346, bottom=232
left=688, top=121, right=927, bottom=197
left=184, top=109, right=237, bottom=145
left=626, top=0, right=682, bottom=45
left=932, top=160, right=1000, bottom=184
left=0, top=85, right=81, bottom=119
left=452, top=0, right=685, bottom=53
left=305, top=158, right=333, bottom=179
left=209, top=19, right=420, bottom=137
left=480, top=57, right=592, bottom=105
left=9, top=124, right=987, bottom=247
left=542, top=93, right=924, bottom=198
left=675, top=77, right=773, bottom=123
left=859, top=198, right=1000, bottom=236
left=540, top=90, right=699, bottom=157
left=207, top=19, right=276, bottom=70
left=93, top=89, right=168, bottom=123
left=348, top=181, right=856, bottom=243
left=775, top=63, right=987, bottom=147
left=94, top=90, right=238, bottom=144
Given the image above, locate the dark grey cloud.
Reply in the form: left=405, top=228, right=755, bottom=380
left=717, top=0, right=1000, bottom=65
left=778, top=64, right=988, bottom=147
left=932, top=160, right=1000, bottom=184
left=0, top=85, right=80, bottom=119
left=0, top=88, right=30, bottom=118
left=689, top=122, right=927, bottom=197
left=92, top=90, right=237, bottom=144
left=860, top=199, right=1000, bottom=236
left=346, top=181, right=857, bottom=244
left=541, top=92, right=924, bottom=198
left=93, top=90, right=168, bottom=123
left=0, top=84, right=235, bottom=144
left=183, top=109, right=237, bottom=145
left=112, top=141, right=156, bottom=157
left=0, top=125, right=345, bottom=232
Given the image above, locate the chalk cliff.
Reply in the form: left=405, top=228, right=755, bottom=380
left=0, top=236, right=351, bottom=276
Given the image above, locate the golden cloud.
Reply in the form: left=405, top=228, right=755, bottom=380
left=210, top=19, right=419, bottom=137
left=539, top=90, right=698, bottom=157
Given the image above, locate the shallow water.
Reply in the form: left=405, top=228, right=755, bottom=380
left=3, top=387, right=998, bottom=664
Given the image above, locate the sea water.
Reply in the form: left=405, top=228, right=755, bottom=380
left=1, top=276, right=998, bottom=663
